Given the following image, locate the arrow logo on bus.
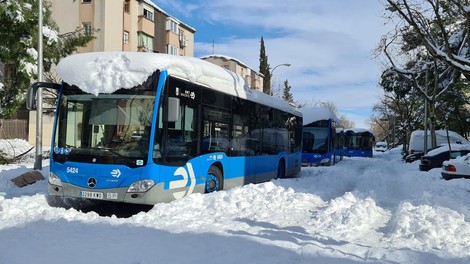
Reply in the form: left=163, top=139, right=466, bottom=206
left=170, top=163, right=196, bottom=199
left=111, top=169, right=121, bottom=178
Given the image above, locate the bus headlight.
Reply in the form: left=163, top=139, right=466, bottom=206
left=320, top=158, right=330, bottom=164
left=127, top=180, right=155, bottom=193
left=49, top=172, right=62, bottom=186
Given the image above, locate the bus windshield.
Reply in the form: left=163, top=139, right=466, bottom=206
left=345, top=132, right=374, bottom=150
left=53, top=84, right=156, bottom=167
left=303, top=120, right=329, bottom=154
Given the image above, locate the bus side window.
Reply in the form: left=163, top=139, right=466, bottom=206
left=202, top=107, right=230, bottom=154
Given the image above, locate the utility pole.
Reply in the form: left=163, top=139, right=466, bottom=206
left=423, top=66, right=428, bottom=155
left=34, top=0, right=43, bottom=170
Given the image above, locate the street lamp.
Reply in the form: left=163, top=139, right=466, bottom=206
left=270, top=63, right=291, bottom=77
left=270, top=63, right=291, bottom=94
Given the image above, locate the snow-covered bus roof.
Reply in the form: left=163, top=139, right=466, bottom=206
left=56, top=52, right=301, bottom=116
left=343, top=128, right=373, bottom=134
left=298, top=107, right=342, bottom=126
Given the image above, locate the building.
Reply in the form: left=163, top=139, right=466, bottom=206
left=49, top=0, right=195, bottom=55
left=201, top=54, right=264, bottom=91
left=28, top=0, right=196, bottom=146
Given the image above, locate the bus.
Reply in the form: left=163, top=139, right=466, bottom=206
left=341, top=128, right=375, bottom=158
left=26, top=52, right=303, bottom=205
left=299, top=107, right=342, bottom=166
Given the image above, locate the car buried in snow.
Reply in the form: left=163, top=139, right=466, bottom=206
left=441, top=153, right=470, bottom=180
left=374, top=141, right=388, bottom=152
left=419, top=144, right=470, bottom=171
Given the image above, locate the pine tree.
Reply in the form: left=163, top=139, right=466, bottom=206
left=0, top=0, right=94, bottom=117
left=259, top=37, right=271, bottom=94
left=282, top=79, right=295, bottom=106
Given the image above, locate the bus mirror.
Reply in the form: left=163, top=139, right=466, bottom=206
left=26, top=85, right=37, bottom=110
left=167, top=97, right=180, bottom=122
left=26, top=82, right=61, bottom=110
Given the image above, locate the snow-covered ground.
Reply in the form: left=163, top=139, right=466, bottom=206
left=1, top=139, right=470, bottom=263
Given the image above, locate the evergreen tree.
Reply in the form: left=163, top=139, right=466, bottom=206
left=0, top=0, right=94, bottom=117
left=282, top=79, right=295, bottom=106
left=259, top=36, right=271, bottom=94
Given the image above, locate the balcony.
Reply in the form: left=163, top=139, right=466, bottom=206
left=138, top=15, right=155, bottom=37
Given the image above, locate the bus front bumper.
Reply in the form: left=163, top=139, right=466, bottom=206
left=48, top=181, right=195, bottom=205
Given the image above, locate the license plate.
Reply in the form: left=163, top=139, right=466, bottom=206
left=106, top=192, right=118, bottom=200
left=81, top=191, right=104, bottom=199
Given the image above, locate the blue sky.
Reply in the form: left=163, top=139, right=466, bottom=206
left=151, top=0, right=390, bottom=128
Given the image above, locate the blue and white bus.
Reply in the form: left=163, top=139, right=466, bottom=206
left=341, top=128, right=375, bottom=158
left=299, top=107, right=342, bottom=166
left=27, top=52, right=303, bottom=205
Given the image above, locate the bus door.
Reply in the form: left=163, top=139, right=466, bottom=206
left=231, top=114, right=257, bottom=184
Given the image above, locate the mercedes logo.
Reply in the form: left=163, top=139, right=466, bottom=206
left=87, top=177, right=97, bottom=188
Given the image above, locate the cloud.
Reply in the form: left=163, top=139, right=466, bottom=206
left=152, top=0, right=390, bottom=128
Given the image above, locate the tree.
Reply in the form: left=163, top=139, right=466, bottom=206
left=282, top=79, right=295, bottom=106
left=384, top=0, right=470, bottom=79
left=259, top=36, right=271, bottom=94
left=376, top=0, right=470, bottom=149
left=0, top=0, right=94, bottom=117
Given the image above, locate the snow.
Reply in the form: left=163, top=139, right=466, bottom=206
left=444, top=153, right=470, bottom=165
left=200, top=54, right=252, bottom=70
left=425, top=143, right=470, bottom=156
left=299, top=107, right=342, bottom=125
left=343, top=127, right=373, bottom=134
left=42, top=25, right=59, bottom=45
left=2, top=141, right=470, bottom=263
left=411, top=130, right=469, bottom=143
left=26, top=47, right=37, bottom=60
left=56, top=52, right=300, bottom=115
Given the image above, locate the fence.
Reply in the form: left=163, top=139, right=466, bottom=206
left=0, top=119, right=29, bottom=140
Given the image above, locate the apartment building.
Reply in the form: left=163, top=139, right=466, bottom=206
left=28, top=0, right=196, bottom=146
left=49, top=0, right=195, bottom=55
left=201, top=54, right=264, bottom=91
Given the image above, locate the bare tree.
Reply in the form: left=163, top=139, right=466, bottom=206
left=377, top=0, right=470, bottom=150
left=385, top=0, right=470, bottom=78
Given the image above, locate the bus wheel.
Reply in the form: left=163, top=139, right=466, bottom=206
left=205, top=166, right=223, bottom=193
left=277, top=159, right=286, bottom=179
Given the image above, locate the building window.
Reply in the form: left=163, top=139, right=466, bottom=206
left=82, top=22, right=92, bottom=36
left=168, top=45, right=178, bottom=55
left=123, top=31, right=129, bottom=44
left=138, top=32, right=153, bottom=51
left=82, top=0, right=92, bottom=3
left=166, top=18, right=179, bottom=34
left=123, top=0, right=130, bottom=13
left=143, top=9, right=154, bottom=21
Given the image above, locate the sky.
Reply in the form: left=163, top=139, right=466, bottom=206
left=151, top=0, right=391, bottom=129
left=2, top=140, right=470, bottom=263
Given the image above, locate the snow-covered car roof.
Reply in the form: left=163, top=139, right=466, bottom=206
left=443, top=152, right=470, bottom=166
left=425, top=143, right=470, bottom=156
left=411, top=130, right=469, bottom=144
